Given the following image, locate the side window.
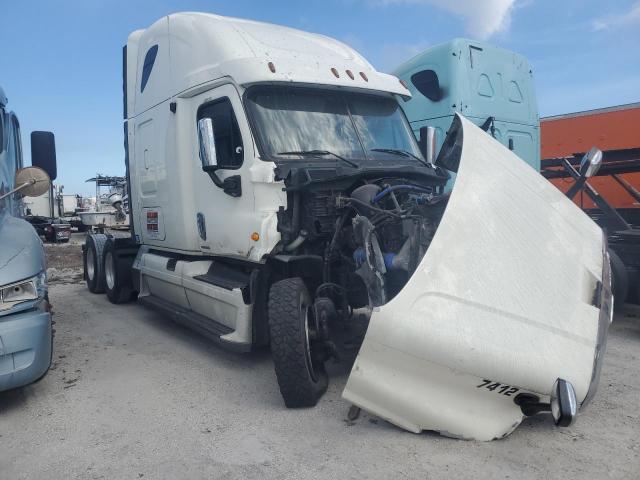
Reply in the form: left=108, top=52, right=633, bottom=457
left=141, top=45, right=158, bottom=93
left=0, top=109, right=4, bottom=154
left=411, top=70, right=442, bottom=102
left=11, top=116, right=23, bottom=169
left=0, top=114, right=18, bottom=213
left=0, top=112, right=8, bottom=204
left=197, top=98, right=244, bottom=169
left=3, top=115, right=17, bottom=173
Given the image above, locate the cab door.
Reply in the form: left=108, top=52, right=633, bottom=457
left=190, top=84, right=259, bottom=258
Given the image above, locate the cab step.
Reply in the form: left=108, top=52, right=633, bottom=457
left=137, top=295, right=251, bottom=352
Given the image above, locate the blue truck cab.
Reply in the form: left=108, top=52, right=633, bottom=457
left=0, top=86, right=57, bottom=392
left=394, top=38, right=540, bottom=171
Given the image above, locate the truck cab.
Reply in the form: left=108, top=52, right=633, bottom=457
left=84, top=14, right=611, bottom=440
left=395, top=38, right=540, bottom=171
left=0, top=86, right=57, bottom=392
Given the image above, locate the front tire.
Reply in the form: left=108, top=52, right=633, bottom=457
left=84, top=234, right=107, bottom=293
left=268, top=278, right=328, bottom=408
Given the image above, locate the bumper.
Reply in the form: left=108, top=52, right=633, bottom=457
left=0, top=306, right=52, bottom=392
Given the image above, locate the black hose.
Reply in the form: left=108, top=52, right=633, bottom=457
left=323, top=211, right=350, bottom=282
left=346, top=197, right=404, bottom=218
left=291, top=191, right=301, bottom=237
left=372, top=184, right=433, bottom=204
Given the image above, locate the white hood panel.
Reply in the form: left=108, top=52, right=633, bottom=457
left=342, top=114, right=606, bottom=440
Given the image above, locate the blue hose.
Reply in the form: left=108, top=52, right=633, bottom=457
left=353, top=248, right=398, bottom=270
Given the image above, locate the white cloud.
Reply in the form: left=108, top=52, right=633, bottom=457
left=374, top=0, right=517, bottom=39
left=592, top=1, right=640, bottom=31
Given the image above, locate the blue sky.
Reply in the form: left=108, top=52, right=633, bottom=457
left=2, top=0, right=639, bottom=195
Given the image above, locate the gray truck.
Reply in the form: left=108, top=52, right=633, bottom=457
left=0, top=86, right=58, bottom=392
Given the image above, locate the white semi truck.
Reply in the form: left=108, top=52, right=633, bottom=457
left=83, top=12, right=612, bottom=440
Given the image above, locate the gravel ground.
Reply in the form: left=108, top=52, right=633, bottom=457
left=0, top=241, right=639, bottom=479
left=44, top=237, right=84, bottom=285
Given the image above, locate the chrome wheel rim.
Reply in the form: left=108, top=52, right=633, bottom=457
left=303, top=304, right=318, bottom=382
left=87, top=247, right=95, bottom=281
left=105, top=251, right=115, bottom=290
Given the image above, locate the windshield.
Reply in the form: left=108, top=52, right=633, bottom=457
left=245, top=86, right=423, bottom=163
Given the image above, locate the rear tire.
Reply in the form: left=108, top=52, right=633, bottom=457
left=610, top=250, right=628, bottom=306
left=103, top=239, right=134, bottom=304
left=84, top=234, right=107, bottom=293
left=268, top=277, right=328, bottom=408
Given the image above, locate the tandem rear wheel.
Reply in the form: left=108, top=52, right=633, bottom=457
left=84, top=233, right=107, bottom=293
left=103, top=238, right=137, bottom=304
left=84, top=234, right=136, bottom=303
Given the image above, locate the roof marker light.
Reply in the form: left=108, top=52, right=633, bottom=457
left=359, top=72, right=368, bottom=82
left=268, top=62, right=276, bottom=73
left=331, top=68, right=340, bottom=78
left=346, top=70, right=355, bottom=80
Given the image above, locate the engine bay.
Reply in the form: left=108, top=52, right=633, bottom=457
left=275, top=172, right=449, bottom=317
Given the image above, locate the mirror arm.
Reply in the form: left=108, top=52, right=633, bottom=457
left=0, top=181, right=34, bottom=201
left=203, top=165, right=224, bottom=188
left=561, top=158, right=629, bottom=230
left=565, top=176, right=588, bottom=199
left=202, top=165, right=242, bottom=198
left=562, top=158, right=589, bottom=200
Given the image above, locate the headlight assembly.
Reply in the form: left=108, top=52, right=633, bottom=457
left=0, top=272, right=46, bottom=313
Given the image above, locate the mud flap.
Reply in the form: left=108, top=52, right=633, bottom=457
left=342, top=114, right=607, bottom=441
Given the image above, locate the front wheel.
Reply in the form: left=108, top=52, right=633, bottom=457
left=268, top=277, right=328, bottom=408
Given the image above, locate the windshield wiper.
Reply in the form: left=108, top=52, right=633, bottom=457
left=371, top=148, right=430, bottom=167
left=277, top=150, right=359, bottom=168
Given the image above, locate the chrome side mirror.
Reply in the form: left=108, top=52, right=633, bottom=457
left=550, top=378, right=577, bottom=427
left=197, top=117, right=217, bottom=169
left=418, top=125, right=437, bottom=165
left=424, top=126, right=437, bottom=165
left=197, top=117, right=242, bottom=198
left=0, top=166, right=51, bottom=201
left=580, top=146, right=603, bottom=178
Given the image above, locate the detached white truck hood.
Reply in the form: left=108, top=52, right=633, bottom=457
left=343, top=114, right=612, bottom=440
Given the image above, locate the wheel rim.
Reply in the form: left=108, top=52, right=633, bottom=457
left=105, top=251, right=115, bottom=290
left=302, top=304, right=320, bottom=383
left=87, top=247, right=95, bottom=281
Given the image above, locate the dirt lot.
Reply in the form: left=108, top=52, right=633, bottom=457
left=1, top=239, right=639, bottom=479
left=43, top=236, right=84, bottom=284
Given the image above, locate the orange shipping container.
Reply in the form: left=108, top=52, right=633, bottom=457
left=541, top=103, right=640, bottom=209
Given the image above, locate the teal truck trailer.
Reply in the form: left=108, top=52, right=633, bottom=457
left=394, top=38, right=540, bottom=171
left=395, top=40, right=632, bottom=305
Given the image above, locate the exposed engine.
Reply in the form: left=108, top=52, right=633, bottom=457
left=276, top=177, right=448, bottom=316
